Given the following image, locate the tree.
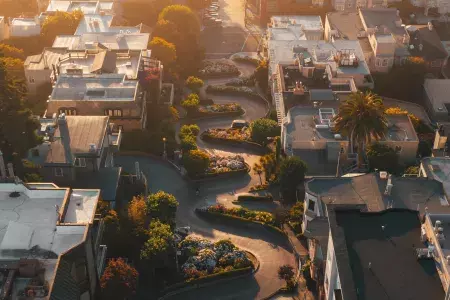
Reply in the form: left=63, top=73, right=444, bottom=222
left=181, top=93, right=200, bottom=111
left=0, top=61, right=41, bottom=164
left=147, top=191, right=179, bottom=226
left=260, top=153, right=277, bottom=182
left=128, top=196, right=148, bottom=229
left=180, top=135, right=198, bottom=152
left=101, top=258, right=138, bottom=300
left=157, top=5, right=203, bottom=76
left=278, top=264, right=295, bottom=288
left=333, top=91, right=388, bottom=168
left=417, top=140, right=432, bottom=158
left=149, top=37, right=177, bottom=68
left=140, top=220, right=174, bottom=268
left=41, top=11, right=83, bottom=46
left=179, top=124, right=200, bottom=140
left=185, top=76, right=204, bottom=93
left=366, top=143, right=399, bottom=174
left=275, top=136, right=281, bottom=163
left=279, top=157, right=307, bottom=200
left=253, top=163, right=264, bottom=185
left=183, top=149, right=210, bottom=177
left=250, top=118, right=280, bottom=144
left=0, top=44, right=24, bottom=59
left=254, top=59, right=269, bottom=91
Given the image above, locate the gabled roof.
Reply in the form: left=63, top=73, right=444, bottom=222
left=408, top=25, right=448, bottom=60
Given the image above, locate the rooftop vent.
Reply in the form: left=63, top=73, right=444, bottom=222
left=9, top=192, right=20, bottom=198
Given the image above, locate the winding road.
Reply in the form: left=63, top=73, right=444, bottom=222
left=116, top=156, right=296, bottom=300
left=116, top=60, right=296, bottom=299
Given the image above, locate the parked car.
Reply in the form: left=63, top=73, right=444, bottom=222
left=234, top=192, right=273, bottom=202
left=231, top=120, right=249, bottom=129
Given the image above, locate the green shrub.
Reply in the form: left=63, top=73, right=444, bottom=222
left=183, top=149, right=210, bottom=176
left=366, top=143, right=400, bottom=174
left=180, top=135, right=198, bottom=152
left=231, top=56, right=260, bottom=66
left=185, top=76, right=204, bottom=92
left=179, top=124, right=200, bottom=140
left=181, top=93, right=200, bottom=110
left=250, top=118, right=280, bottom=144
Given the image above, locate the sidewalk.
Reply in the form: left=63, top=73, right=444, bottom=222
left=283, top=224, right=308, bottom=258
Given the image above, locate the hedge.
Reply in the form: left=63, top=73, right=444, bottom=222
left=187, top=109, right=244, bottom=120
left=205, top=85, right=260, bottom=98
left=188, top=163, right=250, bottom=181
left=200, top=132, right=269, bottom=153
left=196, top=208, right=285, bottom=235
left=231, top=56, right=260, bottom=66
left=162, top=266, right=253, bottom=295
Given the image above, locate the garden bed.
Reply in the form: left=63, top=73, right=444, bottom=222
left=231, top=55, right=260, bottom=66
left=188, top=161, right=250, bottom=181
left=200, top=130, right=269, bottom=153
left=199, top=60, right=240, bottom=78
left=188, top=103, right=245, bottom=119
left=233, top=192, right=273, bottom=203
left=206, top=85, right=260, bottom=98
left=161, top=237, right=257, bottom=296
left=196, top=205, right=284, bottom=235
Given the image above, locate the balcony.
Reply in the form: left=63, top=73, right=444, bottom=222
left=109, top=129, right=122, bottom=152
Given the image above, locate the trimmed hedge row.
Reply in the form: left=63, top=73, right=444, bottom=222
left=188, top=109, right=244, bottom=120
left=188, top=163, right=250, bottom=181
left=205, top=85, right=260, bottom=98
left=196, top=208, right=285, bottom=236
left=231, top=56, right=260, bottom=66
left=200, top=132, right=269, bottom=154
left=162, top=266, right=253, bottom=295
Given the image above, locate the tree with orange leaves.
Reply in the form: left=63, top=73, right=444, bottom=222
left=100, top=258, right=138, bottom=300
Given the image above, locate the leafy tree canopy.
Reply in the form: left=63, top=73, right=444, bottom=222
left=185, top=76, right=204, bottom=92
left=250, top=118, right=280, bottom=144
left=279, top=157, right=308, bottom=191
left=0, top=62, right=41, bottom=163
left=158, top=5, right=200, bottom=37
left=366, top=143, right=400, bottom=174
left=0, top=44, right=24, bottom=59
left=180, top=135, right=198, bottom=152
left=140, top=220, right=174, bottom=263
left=41, top=11, right=83, bottom=46
left=183, top=149, right=210, bottom=176
left=128, top=196, right=148, bottom=229
left=179, top=124, right=200, bottom=140
left=181, top=93, right=200, bottom=110
left=101, top=258, right=139, bottom=300
left=149, top=37, right=177, bottom=68
left=147, top=191, right=179, bottom=225
left=254, top=60, right=269, bottom=91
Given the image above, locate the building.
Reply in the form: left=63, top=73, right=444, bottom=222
left=410, top=0, right=450, bottom=16
left=406, top=23, right=448, bottom=72
left=24, top=48, right=146, bottom=94
left=324, top=12, right=377, bottom=69
left=75, top=14, right=142, bottom=35
left=27, top=114, right=122, bottom=202
left=45, top=0, right=115, bottom=15
left=423, top=79, right=450, bottom=121
left=46, top=75, right=148, bottom=130
left=0, top=180, right=106, bottom=300
left=9, top=17, right=41, bottom=37
left=52, top=32, right=150, bottom=51
left=324, top=208, right=445, bottom=300
left=267, top=16, right=324, bottom=41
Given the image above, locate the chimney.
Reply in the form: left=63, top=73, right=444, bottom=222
left=0, top=151, right=6, bottom=179
left=428, top=22, right=433, bottom=31
left=7, top=163, right=14, bottom=178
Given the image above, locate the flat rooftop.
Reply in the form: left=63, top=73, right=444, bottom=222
left=422, top=157, right=450, bottom=201
left=52, top=33, right=150, bottom=50
left=46, top=0, right=113, bottom=13
left=50, top=74, right=138, bottom=101
left=75, top=14, right=140, bottom=35
left=424, top=79, right=450, bottom=113
left=11, top=18, right=39, bottom=26
left=359, top=8, right=406, bottom=37
left=271, top=15, right=323, bottom=31
left=56, top=50, right=140, bottom=79
left=333, top=209, right=445, bottom=300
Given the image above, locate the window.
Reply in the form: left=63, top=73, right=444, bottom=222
left=395, top=145, right=402, bottom=153
left=59, top=108, right=77, bottom=116
left=105, top=109, right=123, bottom=117
left=376, top=58, right=382, bottom=67
left=55, top=168, right=63, bottom=177
left=382, top=59, right=389, bottom=67
left=74, top=157, right=86, bottom=167
left=347, top=2, right=352, bottom=7
left=29, top=77, right=35, bottom=83
left=308, top=199, right=316, bottom=212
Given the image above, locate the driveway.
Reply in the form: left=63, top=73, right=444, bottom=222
left=116, top=156, right=296, bottom=300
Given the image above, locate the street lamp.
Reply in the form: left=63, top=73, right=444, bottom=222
left=162, top=137, right=167, bottom=159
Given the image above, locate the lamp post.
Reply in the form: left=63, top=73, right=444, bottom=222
left=162, top=137, right=167, bottom=159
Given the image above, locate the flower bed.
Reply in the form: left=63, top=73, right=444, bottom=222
left=249, top=183, right=269, bottom=192
left=201, top=129, right=268, bottom=153
left=198, top=103, right=243, bottom=113
left=231, top=55, right=260, bottom=66
left=207, top=204, right=275, bottom=225
left=179, top=237, right=254, bottom=280
left=196, top=206, right=284, bottom=235
left=225, top=76, right=255, bottom=87
left=199, top=60, right=240, bottom=78
left=208, top=154, right=246, bottom=173
left=206, top=85, right=260, bottom=98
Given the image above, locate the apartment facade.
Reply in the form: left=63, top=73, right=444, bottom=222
left=28, top=114, right=122, bottom=202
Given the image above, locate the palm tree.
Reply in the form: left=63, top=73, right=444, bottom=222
left=333, top=91, right=388, bottom=168
left=253, top=163, right=264, bottom=185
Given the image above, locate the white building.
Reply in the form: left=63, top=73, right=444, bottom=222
left=9, top=17, right=41, bottom=37
left=0, top=16, right=8, bottom=41
left=46, top=0, right=115, bottom=14
left=267, top=16, right=324, bottom=41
